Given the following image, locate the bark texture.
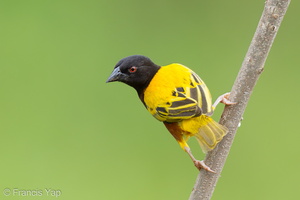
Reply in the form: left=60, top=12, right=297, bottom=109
left=189, top=0, right=291, bottom=199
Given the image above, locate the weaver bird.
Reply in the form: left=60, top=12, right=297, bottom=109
left=106, top=55, right=233, bottom=172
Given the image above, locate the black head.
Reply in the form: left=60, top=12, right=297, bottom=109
left=106, top=55, right=160, bottom=93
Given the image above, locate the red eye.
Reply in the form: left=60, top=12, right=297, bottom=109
left=128, top=66, right=137, bottom=73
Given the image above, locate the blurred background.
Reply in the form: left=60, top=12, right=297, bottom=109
left=0, top=0, right=299, bottom=199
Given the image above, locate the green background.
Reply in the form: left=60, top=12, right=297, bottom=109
left=1, top=0, right=299, bottom=199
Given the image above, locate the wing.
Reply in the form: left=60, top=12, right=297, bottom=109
left=190, top=72, right=213, bottom=115
left=153, top=71, right=213, bottom=122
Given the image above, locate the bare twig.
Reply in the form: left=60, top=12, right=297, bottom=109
left=189, top=0, right=291, bottom=199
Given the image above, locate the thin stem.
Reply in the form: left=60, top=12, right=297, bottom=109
left=189, top=0, right=291, bottom=199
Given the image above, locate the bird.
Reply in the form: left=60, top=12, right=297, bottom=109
left=106, top=55, right=233, bottom=172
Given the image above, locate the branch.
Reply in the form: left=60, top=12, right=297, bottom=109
left=189, top=0, right=291, bottom=199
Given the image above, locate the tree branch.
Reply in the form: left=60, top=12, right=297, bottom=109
left=189, top=0, right=291, bottom=199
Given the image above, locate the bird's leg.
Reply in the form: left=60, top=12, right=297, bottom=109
left=212, top=92, right=236, bottom=110
left=184, top=147, right=215, bottom=173
left=164, top=122, right=215, bottom=172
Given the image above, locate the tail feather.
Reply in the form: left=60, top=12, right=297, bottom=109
left=194, top=117, right=228, bottom=153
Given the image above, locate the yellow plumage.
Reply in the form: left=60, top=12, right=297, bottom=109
left=144, top=63, right=228, bottom=153
left=107, top=55, right=232, bottom=171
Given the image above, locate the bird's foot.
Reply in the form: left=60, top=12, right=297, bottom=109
left=220, top=92, right=236, bottom=105
left=213, top=92, right=236, bottom=108
left=193, top=160, right=216, bottom=173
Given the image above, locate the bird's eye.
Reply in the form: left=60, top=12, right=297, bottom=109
left=128, top=66, right=137, bottom=73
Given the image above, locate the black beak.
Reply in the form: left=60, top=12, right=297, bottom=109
left=106, top=67, right=122, bottom=83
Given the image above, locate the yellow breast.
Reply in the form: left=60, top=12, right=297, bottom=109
left=144, top=64, right=193, bottom=118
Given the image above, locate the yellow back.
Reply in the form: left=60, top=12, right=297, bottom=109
left=144, top=63, right=213, bottom=122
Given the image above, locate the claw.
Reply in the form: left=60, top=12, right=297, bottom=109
left=220, top=93, right=236, bottom=105
left=194, top=160, right=216, bottom=173
left=212, top=92, right=236, bottom=109
left=184, top=146, right=215, bottom=173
